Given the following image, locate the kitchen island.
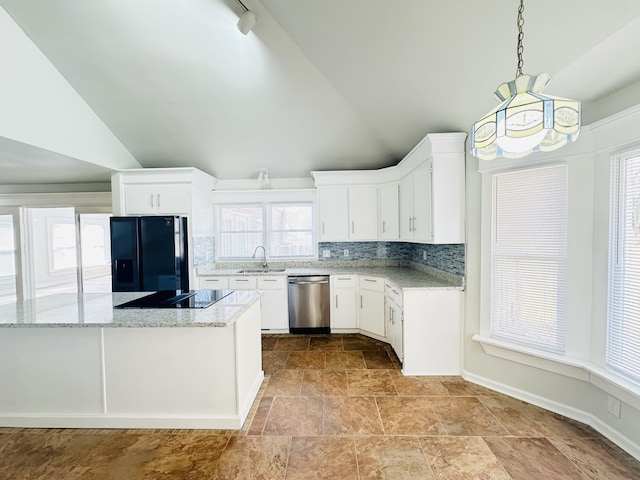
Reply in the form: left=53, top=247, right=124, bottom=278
left=0, top=290, right=263, bottom=430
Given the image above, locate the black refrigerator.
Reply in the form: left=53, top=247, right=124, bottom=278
left=110, top=216, right=189, bottom=292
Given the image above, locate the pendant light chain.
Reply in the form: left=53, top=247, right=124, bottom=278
left=516, top=0, right=525, bottom=78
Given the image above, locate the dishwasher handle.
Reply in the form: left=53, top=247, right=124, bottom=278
left=288, top=279, right=329, bottom=285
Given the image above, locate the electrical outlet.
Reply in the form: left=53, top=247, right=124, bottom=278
left=423, top=250, right=427, bottom=260
left=343, top=249, right=349, bottom=257
left=607, top=395, right=621, bottom=418
left=322, top=249, right=331, bottom=258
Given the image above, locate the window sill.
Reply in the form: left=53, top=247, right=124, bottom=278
left=472, top=334, right=640, bottom=411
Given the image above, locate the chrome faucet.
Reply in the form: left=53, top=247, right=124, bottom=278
left=252, top=245, right=267, bottom=268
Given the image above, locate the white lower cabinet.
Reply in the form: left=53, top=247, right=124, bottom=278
left=198, top=276, right=229, bottom=290
left=330, top=275, right=358, bottom=330
left=385, top=282, right=403, bottom=362
left=402, top=289, right=461, bottom=375
left=358, top=276, right=385, bottom=337
left=201, top=276, right=288, bottom=331
left=256, top=277, right=288, bottom=331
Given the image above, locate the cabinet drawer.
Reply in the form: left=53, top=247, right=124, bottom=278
left=359, top=276, right=384, bottom=292
left=228, top=277, right=258, bottom=289
left=198, top=277, right=229, bottom=289
left=385, top=282, right=402, bottom=305
left=331, top=275, right=357, bottom=288
left=257, top=276, right=286, bottom=290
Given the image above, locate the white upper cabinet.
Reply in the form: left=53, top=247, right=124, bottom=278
left=379, top=184, right=399, bottom=240
left=399, top=164, right=432, bottom=242
left=317, top=185, right=377, bottom=242
left=123, top=183, right=191, bottom=215
left=317, top=186, right=349, bottom=241
left=312, top=132, right=466, bottom=244
left=348, top=186, right=378, bottom=241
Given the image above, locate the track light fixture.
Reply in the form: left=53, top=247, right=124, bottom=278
left=235, top=0, right=256, bottom=35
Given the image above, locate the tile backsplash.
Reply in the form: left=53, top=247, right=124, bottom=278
left=318, top=241, right=465, bottom=276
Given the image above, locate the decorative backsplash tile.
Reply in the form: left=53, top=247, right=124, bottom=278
left=193, top=236, right=215, bottom=267
left=318, top=241, right=464, bottom=276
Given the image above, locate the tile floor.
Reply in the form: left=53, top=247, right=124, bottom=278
left=1, top=333, right=640, bottom=479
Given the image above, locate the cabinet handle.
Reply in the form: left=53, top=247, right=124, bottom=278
left=335, top=296, right=338, bottom=308
left=412, top=216, right=416, bottom=231
left=364, top=278, right=376, bottom=283
left=351, top=221, right=355, bottom=234
left=236, top=279, right=249, bottom=282
left=150, top=194, right=154, bottom=207
left=360, top=295, right=363, bottom=309
left=263, top=279, right=277, bottom=282
left=409, top=217, right=413, bottom=232
left=382, top=220, right=386, bottom=233
left=157, top=194, right=161, bottom=207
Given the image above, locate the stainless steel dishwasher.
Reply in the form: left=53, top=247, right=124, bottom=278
left=288, top=275, right=330, bottom=334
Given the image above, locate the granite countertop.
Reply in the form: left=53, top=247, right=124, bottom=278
left=0, top=290, right=262, bottom=328
left=197, top=264, right=464, bottom=290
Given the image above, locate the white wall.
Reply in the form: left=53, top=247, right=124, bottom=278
left=0, top=6, right=140, bottom=171
left=464, top=105, right=640, bottom=459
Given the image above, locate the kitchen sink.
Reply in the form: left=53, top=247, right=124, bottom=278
left=237, top=269, right=286, bottom=273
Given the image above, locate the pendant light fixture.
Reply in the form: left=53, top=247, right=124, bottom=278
left=471, top=0, right=581, bottom=160
left=235, top=0, right=256, bottom=35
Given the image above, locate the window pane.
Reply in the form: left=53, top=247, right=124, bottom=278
left=219, top=232, right=263, bottom=258
left=491, top=165, right=567, bottom=352
left=270, top=232, right=314, bottom=257
left=51, top=222, right=77, bottom=271
left=608, top=153, right=640, bottom=383
left=271, top=205, right=313, bottom=230
left=220, top=206, right=263, bottom=231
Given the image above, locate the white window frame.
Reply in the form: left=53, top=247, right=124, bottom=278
left=215, top=201, right=316, bottom=262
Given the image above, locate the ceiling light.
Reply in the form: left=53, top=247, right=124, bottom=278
left=471, top=0, right=581, bottom=161
left=235, top=0, right=256, bottom=35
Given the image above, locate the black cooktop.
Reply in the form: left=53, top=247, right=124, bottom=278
left=114, top=290, right=234, bottom=309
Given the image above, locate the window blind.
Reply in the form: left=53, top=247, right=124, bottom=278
left=607, top=152, right=640, bottom=383
left=491, top=165, right=568, bottom=352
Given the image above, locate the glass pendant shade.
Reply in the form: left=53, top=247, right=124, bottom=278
left=471, top=73, right=581, bottom=161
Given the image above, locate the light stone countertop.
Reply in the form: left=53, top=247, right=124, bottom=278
left=197, top=265, right=464, bottom=290
left=0, top=290, right=262, bottom=328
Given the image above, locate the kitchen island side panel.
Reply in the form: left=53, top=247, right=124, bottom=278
left=0, top=328, right=104, bottom=415
left=103, top=326, right=237, bottom=416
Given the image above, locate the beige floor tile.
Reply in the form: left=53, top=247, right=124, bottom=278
left=138, top=434, right=229, bottom=480
left=301, top=369, right=349, bottom=396
left=363, top=350, right=396, bottom=369
left=420, top=436, right=511, bottom=480
left=273, top=336, right=310, bottom=351
left=63, top=433, right=163, bottom=479
left=261, top=335, right=278, bottom=351
left=325, top=351, right=366, bottom=369
left=479, top=395, right=597, bottom=438
left=263, top=369, right=303, bottom=396
left=212, top=435, right=290, bottom=480
left=343, top=335, right=385, bottom=351
left=263, top=397, right=324, bottom=435
left=485, top=437, right=587, bottom=480
left=440, top=377, right=500, bottom=396
left=376, top=397, right=446, bottom=436
left=286, top=436, right=358, bottom=480
left=391, top=376, right=450, bottom=396
left=247, top=396, right=273, bottom=435
left=356, top=436, right=435, bottom=479
left=323, top=396, right=385, bottom=435
left=347, top=369, right=398, bottom=396
left=261, top=351, right=290, bottom=375
left=429, top=397, right=510, bottom=436
left=285, top=351, right=326, bottom=369
left=550, top=436, right=640, bottom=480
left=309, top=335, right=344, bottom=350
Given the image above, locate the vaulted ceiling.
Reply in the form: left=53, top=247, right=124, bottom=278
left=2, top=0, right=640, bottom=184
